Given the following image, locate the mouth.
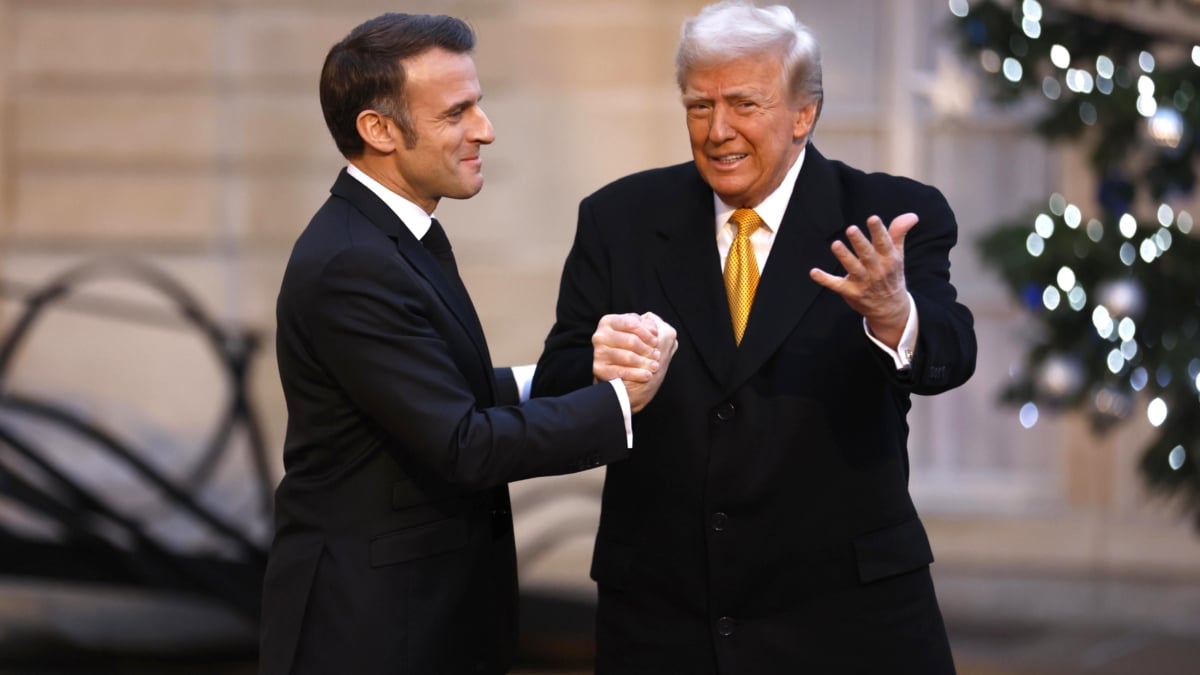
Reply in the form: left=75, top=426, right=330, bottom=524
left=711, top=153, right=747, bottom=167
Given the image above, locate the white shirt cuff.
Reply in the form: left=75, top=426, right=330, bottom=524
left=510, top=364, right=536, bottom=403
left=863, top=292, right=919, bottom=371
left=607, top=379, right=634, bottom=448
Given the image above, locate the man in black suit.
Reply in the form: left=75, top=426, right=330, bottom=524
left=533, top=1, right=977, bottom=673
left=258, top=13, right=675, bottom=675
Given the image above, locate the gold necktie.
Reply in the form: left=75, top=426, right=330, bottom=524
left=724, top=208, right=763, bottom=345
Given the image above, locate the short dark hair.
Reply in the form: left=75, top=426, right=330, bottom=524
left=319, top=13, right=476, bottom=157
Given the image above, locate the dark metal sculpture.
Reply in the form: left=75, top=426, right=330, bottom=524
left=0, top=258, right=272, bottom=621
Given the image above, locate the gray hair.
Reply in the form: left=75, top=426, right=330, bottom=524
left=675, top=1, right=823, bottom=121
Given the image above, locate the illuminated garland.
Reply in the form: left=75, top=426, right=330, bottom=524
left=949, top=0, right=1200, bottom=526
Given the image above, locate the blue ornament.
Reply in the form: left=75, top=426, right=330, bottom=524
left=1022, top=282, right=1043, bottom=311
left=1097, top=173, right=1134, bottom=217
left=967, top=19, right=988, bottom=46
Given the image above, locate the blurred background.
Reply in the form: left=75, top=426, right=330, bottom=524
left=0, top=0, right=1198, bottom=673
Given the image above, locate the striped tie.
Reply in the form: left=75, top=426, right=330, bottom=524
left=724, top=208, right=763, bottom=345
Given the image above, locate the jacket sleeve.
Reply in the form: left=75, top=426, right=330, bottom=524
left=303, top=245, right=627, bottom=488
left=532, top=195, right=611, bottom=398
left=876, top=182, right=977, bottom=396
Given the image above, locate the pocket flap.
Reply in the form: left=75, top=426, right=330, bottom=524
left=853, top=517, right=934, bottom=583
left=369, top=518, right=467, bottom=567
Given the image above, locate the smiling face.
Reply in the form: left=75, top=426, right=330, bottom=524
left=683, top=53, right=817, bottom=208
left=390, top=47, right=494, bottom=213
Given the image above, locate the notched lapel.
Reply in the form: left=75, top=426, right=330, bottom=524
left=728, top=147, right=847, bottom=393
left=330, top=170, right=496, bottom=395
left=655, top=181, right=738, bottom=386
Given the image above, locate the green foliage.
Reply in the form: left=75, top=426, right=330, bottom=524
left=952, top=0, right=1200, bottom=527
left=951, top=0, right=1200, bottom=201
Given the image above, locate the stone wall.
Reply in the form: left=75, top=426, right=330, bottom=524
left=0, top=0, right=1196, bottom=639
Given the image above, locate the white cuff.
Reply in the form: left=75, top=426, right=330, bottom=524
left=510, top=364, right=536, bottom=403
left=608, top=379, right=634, bottom=448
left=863, top=292, right=919, bottom=371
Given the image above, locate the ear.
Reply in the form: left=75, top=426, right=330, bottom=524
left=356, top=110, right=399, bottom=154
left=793, top=100, right=818, bottom=142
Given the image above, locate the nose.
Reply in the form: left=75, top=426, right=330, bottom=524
left=708, top=104, right=735, bottom=144
left=471, top=106, right=495, bottom=145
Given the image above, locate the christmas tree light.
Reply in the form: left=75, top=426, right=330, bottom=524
left=951, top=0, right=1200, bottom=527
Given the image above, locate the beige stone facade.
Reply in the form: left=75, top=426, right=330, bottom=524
left=0, top=0, right=1197, bottom=648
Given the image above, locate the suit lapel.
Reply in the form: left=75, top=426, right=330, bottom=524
left=655, top=168, right=738, bottom=385
left=330, top=170, right=496, bottom=394
left=727, top=146, right=846, bottom=394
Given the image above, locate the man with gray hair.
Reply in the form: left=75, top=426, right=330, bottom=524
left=534, top=1, right=976, bottom=672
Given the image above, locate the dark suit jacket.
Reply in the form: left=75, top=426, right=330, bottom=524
left=533, top=146, right=977, bottom=675
left=259, top=169, right=628, bottom=675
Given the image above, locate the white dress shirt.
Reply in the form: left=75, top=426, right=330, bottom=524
left=712, top=148, right=919, bottom=370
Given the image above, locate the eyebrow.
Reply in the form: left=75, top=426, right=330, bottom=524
left=683, top=88, right=761, bottom=104
left=442, top=94, right=482, bottom=115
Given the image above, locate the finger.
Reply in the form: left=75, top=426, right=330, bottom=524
left=603, top=340, right=659, bottom=363
left=887, top=212, right=919, bottom=248
left=598, top=312, right=642, bottom=333
left=865, top=216, right=894, bottom=256
left=594, top=340, right=661, bottom=370
left=619, top=367, right=654, bottom=383
left=637, top=312, right=664, bottom=343
left=809, top=267, right=846, bottom=292
left=843, top=226, right=879, bottom=270
left=628, top=320, right=660, bottom=348
left=829, top=239, right=867, bottom=278
left=608, top=312, right=658, bottom=347
left=642, top=312, right=678, bottom=344
left=594, top=325, right=660, bottom=358
left=595, top=352, right=658, bottom=380
left=597, top=365, right=653, bottom=384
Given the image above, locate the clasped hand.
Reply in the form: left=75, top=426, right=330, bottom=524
left=592, top=312, right=678, bottom=413
left=809, top=212, right=916, bottom=348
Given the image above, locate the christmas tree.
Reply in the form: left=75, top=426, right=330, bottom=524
left=948, top=0, right=1200, bottom=527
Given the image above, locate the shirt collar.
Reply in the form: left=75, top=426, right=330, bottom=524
left=346, top=163, right=434, bottom=240
left=713, top=145, right=806, bottom=234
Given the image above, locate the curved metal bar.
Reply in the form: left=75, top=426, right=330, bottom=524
left=0, top=421, right=261, bottom=618
left=0, top=257, right=274, bottom=520
left=0, top=395, right=266, bottom=565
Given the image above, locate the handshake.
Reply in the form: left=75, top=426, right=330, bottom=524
left=591, top=312, right=679, bottom=413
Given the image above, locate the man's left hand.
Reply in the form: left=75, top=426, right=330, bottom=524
left=809, top=212, right=916, bottom=348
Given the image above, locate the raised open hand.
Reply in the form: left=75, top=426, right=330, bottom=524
left=810, top=212, right=916, bottom=348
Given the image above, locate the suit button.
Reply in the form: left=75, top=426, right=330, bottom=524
left=716, top=616, right=735, bottom=637
left=714, top=402, right=735, bottom=421
left=711, top=512, right=728, bottom=532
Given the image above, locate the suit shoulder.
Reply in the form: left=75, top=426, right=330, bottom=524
left=290, top=197, right=393, bottom=262
left=583, top=161, right=699, bottom=205
left=829, top=159, right=946, bottom=204
left=281, top=197, right=401, bottom=295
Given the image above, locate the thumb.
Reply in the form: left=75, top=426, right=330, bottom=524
left=889, top=212, right=918, bottom=248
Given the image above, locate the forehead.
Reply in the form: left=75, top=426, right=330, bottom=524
left=684, top=54, right=784, bottom=96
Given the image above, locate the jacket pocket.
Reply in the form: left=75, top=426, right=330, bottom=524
left=853, top=516, right=934, bottom=584
left=589, top=536, right=634, bottom=589
left=369, top=518, right=468, bottom=568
